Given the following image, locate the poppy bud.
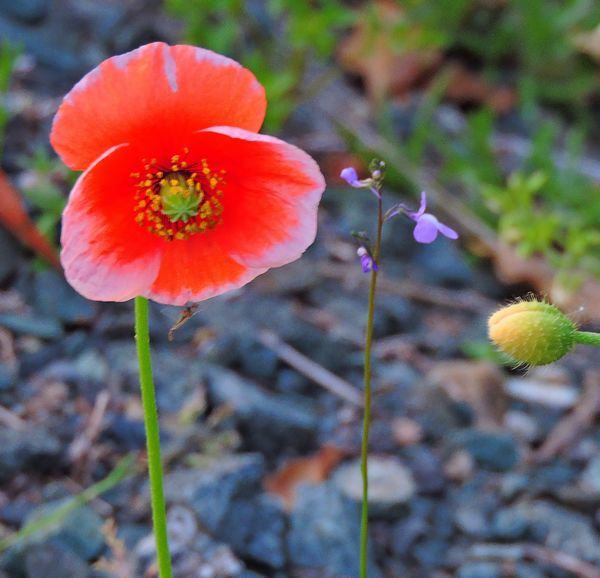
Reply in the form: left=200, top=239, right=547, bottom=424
left=488, top=300, right=577, bottom=366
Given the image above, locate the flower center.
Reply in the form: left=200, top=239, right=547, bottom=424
left=132, top=149, right=225, bottom=241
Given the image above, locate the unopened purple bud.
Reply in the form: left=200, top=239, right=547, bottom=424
left=340, top=167, right=360, bottom=187
left=357, top=247, right=378, bottom=273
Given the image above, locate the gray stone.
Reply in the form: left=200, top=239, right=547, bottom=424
left=238, top=340, right=279, bottom=380
left=0, top=0, right=48, bottom=23
left=415, top=238, right=474, bottom=288
left=0, top=228, right=20, bottom=284
left=73, top=349, right=110, bottom=384
left=454, top=505, right=490, bottom=538
left=0, top=427, right=62, bottom=482
left=500, top=501, right=600, bottom=563
left=500, top=473, right=529, bottom=500
left=452, top=429, right=519, bottom=471
left=24, top=500, right=105, bottom=561
left=404, top=445, right=445, bottom=494
left=164, top=454, right=265, bottom=534
left=390, top=516, right=427, bottom=558
left=205, top=366, right=317, bottom=455
left=456, top=561, right=502, bottom=578
left=514, top=563, right=547, bottom=578
left=24, top=541, right=89, bottom=578
left=413, top=538, right=449, bottom=569
left=0, top=314, right=63, bottom=339
left=167, top=505, right=198, bottom=555
left=33, top=270, right=96, bottom=325
left=491, top=508, right=529, bottom=540
left=218, top=494, right=286, bottom=569
left=581, top=456, right=600, bottom=492
left=0, top=363, right=16, bottom=391
left=332, top=456, right=415, bottom=518
left=288, top=483, right=381, bottom=577
left=103, top=342, right=204, bottom=412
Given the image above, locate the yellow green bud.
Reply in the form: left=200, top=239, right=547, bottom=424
left=488, top=300, right=577, bottom=366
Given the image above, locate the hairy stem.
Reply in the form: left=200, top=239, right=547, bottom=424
left=360, top=196, right=383, bottom=578
left=574, top=331, right=600, bottom=346
left=134, top=296, right=173, bottom=578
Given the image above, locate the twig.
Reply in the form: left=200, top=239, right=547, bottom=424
left=525, top=544, right=600, bottom=578
left=532, top=369, right=600, bottom=463
left=68, top=390, right=111, bottom=466
left=319, top=261, right=494, bottom=312
left=0, top=404, right=26, bottom=430
left=470, top=542, right=600, bottom=578
left=257, top=329, right=363, bottom=407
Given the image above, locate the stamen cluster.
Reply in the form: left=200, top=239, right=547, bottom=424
left=132, top=149, right=225, bottom=241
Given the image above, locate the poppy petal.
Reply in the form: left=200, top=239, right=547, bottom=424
left=51, top=42, right=266, bottom=170
left=188, top=126, right=325, bottom=268
left=146, top=236, right=267, bottom=306
left=61, top=144, right=162, bottom=301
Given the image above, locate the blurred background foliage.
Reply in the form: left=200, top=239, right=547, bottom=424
left=165, top=0, right=600, bottom=292
left=1, top=0, right=600, bottom=295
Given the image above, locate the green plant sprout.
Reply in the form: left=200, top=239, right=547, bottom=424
left=18, top=148, right=73, bottom=241
left=0, top=41, right=21, bottom=156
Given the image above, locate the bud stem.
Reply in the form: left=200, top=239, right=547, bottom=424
left=574, top=331, right=600, bottom=346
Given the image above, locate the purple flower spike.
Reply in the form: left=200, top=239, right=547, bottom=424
left=357, top=247, right=378, bottom=273
left=408, top=192, right=459, bottom=244
left=340, top=167, right=361, bottom=187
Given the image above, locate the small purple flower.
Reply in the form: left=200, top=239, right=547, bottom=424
left=357, top=247, right=378, bottom=273
left=407, top=192, right=459, bottom=244
left=340, top=166, right=381, bottom=199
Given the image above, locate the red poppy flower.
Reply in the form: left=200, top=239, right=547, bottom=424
left=51, top=42, right=325, bottom=305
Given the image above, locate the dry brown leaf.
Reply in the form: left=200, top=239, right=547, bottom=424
left=445, top=64, right=517, bottom=113
left=264, top=445, right=347, bottom=510
left=0, top=169, right=61, bottom=269
left=427, top=360, right=506, bottom=428
left=338, top=0, right=442, bottom=103
left=492, top=243, right=600, bottom=322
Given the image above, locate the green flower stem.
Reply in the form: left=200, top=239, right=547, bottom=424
left=574, top=331, right=600, bottom=346
left=134, top=296, right=173, bottom=578
left=360, top=195, right=383, bottom=578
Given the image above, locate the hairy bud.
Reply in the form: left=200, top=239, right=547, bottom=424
left=488, top=300, right=577, bottom=366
